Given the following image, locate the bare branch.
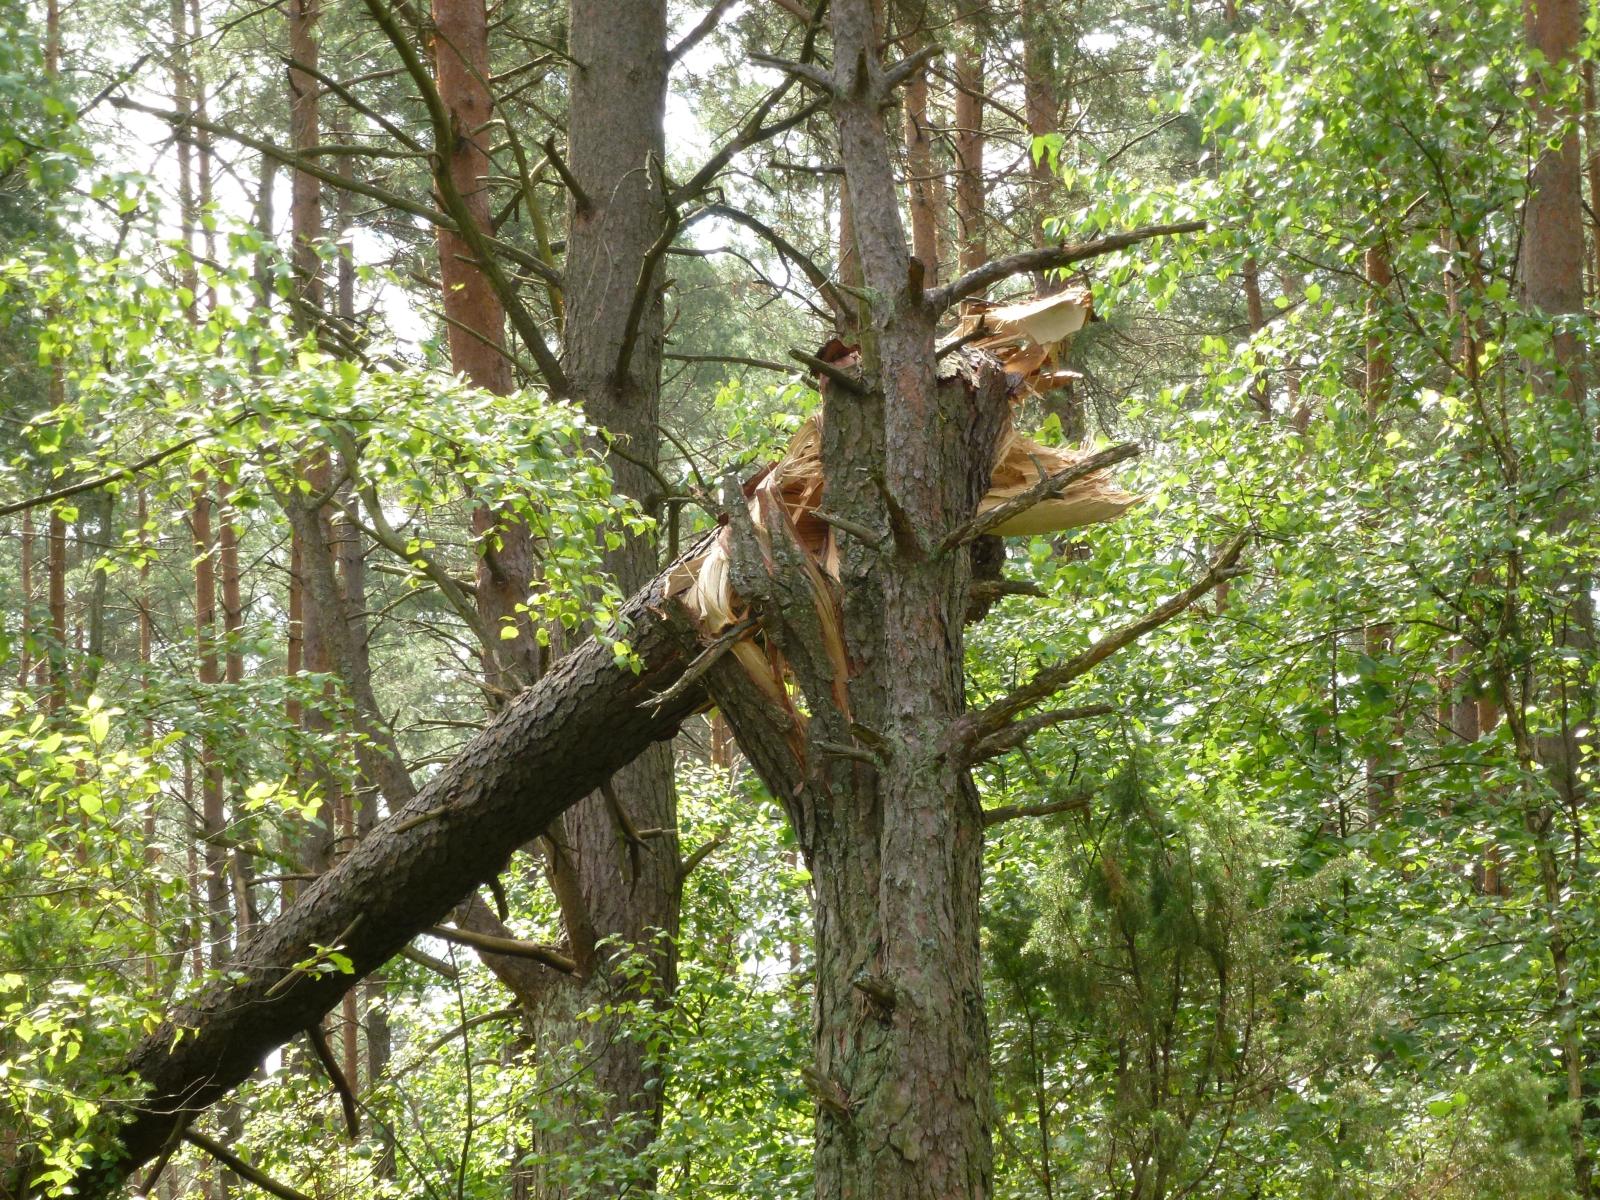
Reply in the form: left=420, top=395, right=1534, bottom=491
left=182, top=1132, right=314, bottom=1200
left=969, top=704, right=1115, bottom=764
left=540, top=134, right=591, bottom=214
left=932, top=220, right=1208, bottom=312
left=665, top=350, right=793, bottom=373
left=644, top=616, right=758, bottom=712
left=0, top=422, right=234, bottom=518
left=401, top=943, right=460, bottom=980
left=614, top=155, right=681, bottom=385
left=750, top=53, right=835, bottom=93
left=678, top=831, right=729, bottom=880
left=305, top=1023, right=360, bottom=1138
left=951, top=533, right=1250, bottom=756
left=982, top=790, right=1093, bottom=827
left=790, top=348, right=864, bottom=393
left=881, top=43, right=939, bottom=92
left=427, top=923, right=579, bottom=975
left=690, top=203, right=853, bottom=320
left=669, top=0, right=741, bottom=64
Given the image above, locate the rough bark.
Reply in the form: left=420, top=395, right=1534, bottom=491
left=514, top=3, right=682, bottom=1191
left=430, top=0, right=540, bottom=695
left=288, top=0, right=321, bottom=328
left=700, top=4, right=1003, bottom=1193
left=69, top=549, right=710, bottom=1195
left=1021, top=0, right=1061, bottom=282
left=952, top=18, right=986, bottom=279
left=1523, top=2, right=1596, bottom=1194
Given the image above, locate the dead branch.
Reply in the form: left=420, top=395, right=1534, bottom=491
left=182, top=1132, right=314, bottom=1200
left=669, top=0, right=740, bottom=63
left=981, top=791, right=1093, bottom=827
left=305, top=1022, right=360, bottom=1138
left=427, top=924, right=579, bottom=975
left=969, top=704, right=1116, bottom=763
left=934, top=220, right=1208, bottom=312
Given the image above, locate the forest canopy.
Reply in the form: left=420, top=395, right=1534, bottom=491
left=1, top=1, right=1598, bottom=1198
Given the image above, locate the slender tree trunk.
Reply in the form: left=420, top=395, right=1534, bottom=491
left=288, top=0, right=322, bottom=329
left=430, top=0, right=540, bottom=696
left=1584, top=60, right=1600, bottom=301
left=192, top=473, right=231, bottom=965
left=1363, top=245, right=1396, bottom=813
left=17, top=508, right=31, bottom=687
left=1523, top=2, right=1595, bottom=1194
left=900, top=12, right=937, bottom=283
left=952, top=23, right=986, bottom=279
left=45, top=506, right=65, bottom=708
left=1022, top=0, right=1062, bottom=278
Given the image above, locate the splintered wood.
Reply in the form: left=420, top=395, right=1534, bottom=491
left=670, top=288, right=1139, bottom=712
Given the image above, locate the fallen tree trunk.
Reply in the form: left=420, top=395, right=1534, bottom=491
left=51, top=339, right=1139, bottom=1198
left=66, top=547, right=711, bottom=1196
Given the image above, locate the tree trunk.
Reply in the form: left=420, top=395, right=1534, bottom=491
left=192, top=471, right=231, bottom=964
left=17, top=507, right=31, bottom=687
left=511, top=3, right=682, bottom=1191
left=430, top=0, right=541, bottom=696
left=288, top=0, right=321, bottom=329
left=1523, top=2, right=1595, bottom=1194
left=952, top=21, right=986, bottom=279
left=69, top=547, right=713, bottom=1195
left=901, top=13, right=938, bottom=284
left=1022, top=0, right=1061, bottom=280
left=696, top=4, right=1003, bottom=1193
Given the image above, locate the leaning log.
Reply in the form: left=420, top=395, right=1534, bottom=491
left=56, top=344, right=1137, bottom=1198
left=65, top=550, right=711, bottom=1196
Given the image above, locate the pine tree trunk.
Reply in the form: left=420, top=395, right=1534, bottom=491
left=288, top=0, right=322, bottom=328
left=1523, top=2, right=1596, bottom=1194
left=953, top=24, right=986, bottom=279
left=430, top=0, right=540, bottom=696
left=704, top=4, right=1002, bottom=1193
left=511, top=4, right=682, bottom=1191
left=900, top=13, right=938, bottom=283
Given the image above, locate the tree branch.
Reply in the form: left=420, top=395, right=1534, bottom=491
left=427, top=923, right=578, bottom=975
left=678, top=831, right=728, bottom=881
left=305, top=1022, right=360, bottom=1138
left=665, top=351, right=793, bottom=373
left=982, top=791, right=1093, bottom=827
left=182, top=1132, right=314, bottom=1200
left=668, top=0, right=740, bottom=64
left=969, top=704, right=1115, bottom=764
left=950, top=533, right=1249, bottom=757
left=932, top=220, right=1208, bottom=312
left=691, top=203, right=853, bottom=320
left=540, top=134, right=591, bottom=214
left=0, top=425, right=223, bottom=518
left=614, top=155, right=681, bottom=385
